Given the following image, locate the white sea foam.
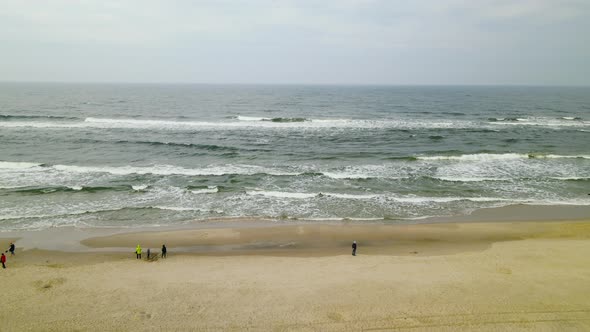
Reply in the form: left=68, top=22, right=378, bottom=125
left=0, top=207, right=125, bottom=221
left=321, top=164, right=408, bottom=179
left=0, top=161, right=43, bottom=169
left=549, top=176, right=590, bottom=180
left=190, top=186, right=219, bottom=194
left=246, top=191, right=380, bottom=199
left=132, top=185, right=149, bottom=191
left=0, top=117, right=484, bottom=130
left=69, top=186, right=83, bottom=190
left=417, top=153, right=529, bottom=161
left=434, top=176, right=509, bottom=182
left=244, top=191, right=513, bottom=203
left=417, top=153, right=590, bottom=161
left=539, top=154, right=590, bottom=159
left=322, top=171, right=378, bottom=179
left=490, top=117, right=589, bottom=128
left=327, top=193, right=379, bottom=199
left=153, top=206, right=204, bottom=212
left=390, top=196, right=518, bottom=203
left=50, top=164, right=299, bottom=176
left=246, top=191, right=317, bottom=199
left=236, top=115, right=271, bottom=121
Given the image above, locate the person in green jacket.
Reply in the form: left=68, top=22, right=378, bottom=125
left=136, top=245, right=142, bottom=259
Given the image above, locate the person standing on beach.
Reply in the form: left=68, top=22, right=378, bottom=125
left=136, top=245, right=142, bottom=259
left=7, top=242, right=15, bottom=256
left=1, top=253, right=6, bottom=268
left=352, top=241, right=357, bottom=256
left=147, top=248, right=151, bottom=260
left=161, top=244, right=167, bottom=258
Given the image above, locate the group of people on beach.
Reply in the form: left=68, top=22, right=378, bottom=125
left=135, top=244, right=167, bottom=260
left=2, top=240, right=358, bottom=267
left=132, top=241, right=358, bottom=258
left=2, top=242, right=16, bottom=268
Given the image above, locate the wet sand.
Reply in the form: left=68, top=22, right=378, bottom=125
left=1, top=214, right=590, bottom=331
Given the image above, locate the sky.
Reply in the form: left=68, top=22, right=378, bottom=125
left=1, top=0, right=589, bottom=85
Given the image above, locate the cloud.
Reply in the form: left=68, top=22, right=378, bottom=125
left=0, top=0, right=588, bottom=84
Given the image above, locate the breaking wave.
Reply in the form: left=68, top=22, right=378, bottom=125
left=0, top=114, right=78, bottom=120
left=416, top=153, right=590, bottom=161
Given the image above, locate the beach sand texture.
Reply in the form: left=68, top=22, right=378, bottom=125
left=1, top=221, right=590, bottom=331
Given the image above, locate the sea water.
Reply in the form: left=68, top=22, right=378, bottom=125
left=1, top=83, right=589, bottom=230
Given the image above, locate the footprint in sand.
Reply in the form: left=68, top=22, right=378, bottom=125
left=135, top=311, right=152, bottom=320
left=33, top=278, right=66, bottom=291
left=327, top=312, right=344, bottom=322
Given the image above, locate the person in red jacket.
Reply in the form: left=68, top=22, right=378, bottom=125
left=1, top=253, right=6, bottom=269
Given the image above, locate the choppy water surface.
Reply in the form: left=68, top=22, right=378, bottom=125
left=1, top=83, right=589, bottom=230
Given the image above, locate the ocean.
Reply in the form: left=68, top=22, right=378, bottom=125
left=1, top=83, right=589, bottom=230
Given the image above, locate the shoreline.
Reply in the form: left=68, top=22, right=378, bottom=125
left=1, top=204, right=589, bottom=253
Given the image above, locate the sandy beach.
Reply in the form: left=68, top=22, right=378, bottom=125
left=0, top=206, right=589, bottom=331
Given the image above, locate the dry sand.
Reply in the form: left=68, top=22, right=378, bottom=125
left=1, top=219, right=590, bottom=331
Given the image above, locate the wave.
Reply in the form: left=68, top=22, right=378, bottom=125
left=416, top=153, right=590, bottom=161
left=0, top=161, right=44, bottom=169
left=0, top=206, right=130, bottom=221
left=487, top=117, right=524, bottom=122
left=269, top=117, right=307, bottom=123
left=246, top=191, right=379, bottom=199
left=115, top=140, right=240, bottom=151
left=5, top=185, right=134, bottom=195
left=245, top=190, right=528, bottom=203
left=432, top=176, right=510, bottom=182
left=47, top=163, right=300, bottom=177
left=0, top=206, right=203, bottom=222
left=235, top=115, right=270, bottom=121
left=2, top=159, right=588, bottom=186
left=236, top=115, right=308, bottom=122
left=0, top=161, right=302, bottom=177
left=489, top=117, right=589, bottom=127
left=548, top=176, right=590, bottom=181
left=152, top=206, right=205, bottom=212
left=189, top=186, right=219, bottom=194
left=0, top=117, right=487, bottom=130
left=132, top=185, right=149, bottom=191
left=0, top=114, right=78, bottom=120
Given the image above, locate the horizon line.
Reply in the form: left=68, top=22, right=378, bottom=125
left=1, top=80, right=589, bottom=88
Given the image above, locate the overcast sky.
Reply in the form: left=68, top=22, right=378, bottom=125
left=1, top=0, right=589, bottom=85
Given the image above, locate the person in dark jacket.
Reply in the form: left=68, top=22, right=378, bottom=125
left=352, top=241, right=357, bottom=256
left=161, top=244, right=167, bottom=258
left=8, top=242, right=15, bottom=256
left=1, top=253, right=6, bottom=268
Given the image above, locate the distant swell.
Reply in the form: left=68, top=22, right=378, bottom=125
left=115, top=140, right=240, bottom=152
